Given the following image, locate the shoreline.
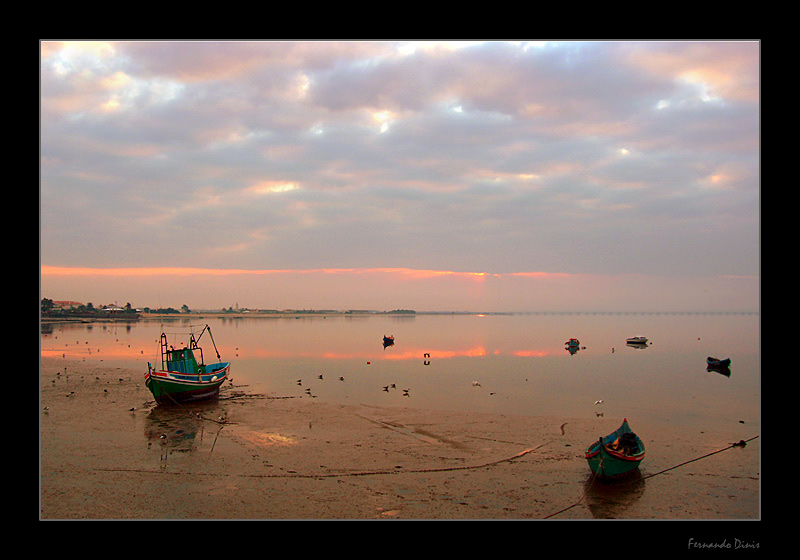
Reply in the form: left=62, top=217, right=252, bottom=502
left=39, top=356, right=760, bottom=522
left=40, top=309, right=760, bottom=324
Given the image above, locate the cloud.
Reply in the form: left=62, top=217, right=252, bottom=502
left=40, top=41, right=760, bottom=310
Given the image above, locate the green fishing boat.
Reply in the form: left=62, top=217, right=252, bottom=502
left=145, top=324, right=230, bottom=405
left=585, top=418, right=646, bottom=479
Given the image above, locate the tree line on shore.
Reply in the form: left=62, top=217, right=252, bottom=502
left=41, top=298, right=417, bottom=318
left=41, top=298, right=151, bottom=318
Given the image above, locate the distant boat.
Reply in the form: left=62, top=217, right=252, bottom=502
left=626, top=336, right=648, bottom=345
left=565, top=338, right=580, bottom=346
left=145, top=324, right=230, bottom=405
left=585, top=418, right=646, bottom=480
left=383, top=335, right=395, bottom=348
left=706, top=356, right=731, bottom=368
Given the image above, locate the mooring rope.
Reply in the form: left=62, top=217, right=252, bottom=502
left=543, top=434, right=759, bottom=519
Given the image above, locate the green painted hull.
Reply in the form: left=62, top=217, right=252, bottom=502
left=145, top=363, right=230, bottom=405
left=585, top=419, right=645, bottom=479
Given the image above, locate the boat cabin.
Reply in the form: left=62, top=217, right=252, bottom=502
left=166, top=347, right=201, bottom=374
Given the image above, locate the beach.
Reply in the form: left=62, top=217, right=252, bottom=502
left=39, top=355, right=760, bottom=523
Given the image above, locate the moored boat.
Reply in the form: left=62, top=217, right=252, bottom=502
left=585, top=418, right=646, bottom=480
left=626, top=336, right=648, bottom=345
left=706, top=356, right=731, bottom=368
left=145, top=324, right=230, bottom=405
left=564, top=338, right=581, bottom=355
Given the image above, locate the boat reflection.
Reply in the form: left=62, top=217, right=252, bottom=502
left=582, top=470, right=646, bottom=519
left=706, top=364, right=732, bottom=377
left=144, top=401, right=224, bottom=457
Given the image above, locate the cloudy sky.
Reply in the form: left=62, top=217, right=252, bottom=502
left=40, top=40, right=759, bottom=312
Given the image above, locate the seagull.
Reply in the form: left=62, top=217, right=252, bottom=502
left=339, top=376, right=345, bottom=381
left=472, top=381, right=481, bottom=387
left=594, top=400, right=603, bottom=405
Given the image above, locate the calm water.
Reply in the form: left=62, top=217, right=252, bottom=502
left=40, top=312, right=760, bottom=429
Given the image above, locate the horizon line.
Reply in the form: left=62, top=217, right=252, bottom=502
left=40, top=265, right=759, bottom=282
left=40, top=265, right=574, bottom=280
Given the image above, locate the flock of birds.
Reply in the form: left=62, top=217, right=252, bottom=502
left=294, top=374, right=413, bottom=399
left=289, top=340, right=609, bottom=410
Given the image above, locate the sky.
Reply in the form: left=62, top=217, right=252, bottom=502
left=40, top=40, right=760, bottom=313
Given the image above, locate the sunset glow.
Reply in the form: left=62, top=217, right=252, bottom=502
left=40, top=266, right=570, bottom=281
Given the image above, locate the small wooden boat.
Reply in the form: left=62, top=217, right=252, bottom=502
left=565, top=338, right=580, bottom=346
left=706, top=356, right=731, bottom=368
left=585, top=418, right=646, bottom=480
left=145, top=324, right=230, bottom=405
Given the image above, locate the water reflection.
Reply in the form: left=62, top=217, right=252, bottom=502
left=41, top=312, right=759, bottom=426
left=583, top=471, right=646, bottom=519
left=707, top=364, right=732, bottom=377
left=144, top=401, right=225, bottom=468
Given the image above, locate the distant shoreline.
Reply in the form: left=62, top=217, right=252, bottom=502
left=40, top=309, right=758, bottom=324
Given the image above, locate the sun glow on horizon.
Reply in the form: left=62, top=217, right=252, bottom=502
left=40, top=265, right=571, bottom=281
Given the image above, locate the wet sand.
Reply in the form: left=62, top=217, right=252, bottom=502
left=40, top=357, right=760, bottom=523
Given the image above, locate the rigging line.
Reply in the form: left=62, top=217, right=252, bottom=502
left=543, top=435, right=759, bottom=519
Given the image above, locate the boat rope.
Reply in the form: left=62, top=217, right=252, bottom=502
left=636, top=435, right=759, bottom=483
left=97, top=441, right=550, bottom=479
left=543, top=434, right=759, bottom=519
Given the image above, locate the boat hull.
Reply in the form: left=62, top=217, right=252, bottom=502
left=145, top=363, right=230, bottom=405
left=585, top=419, right=645, bottom=480
left=706, top=357, right=731, bottom=368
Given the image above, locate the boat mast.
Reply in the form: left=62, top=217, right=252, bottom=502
left=193, top=324, right=222, bottom=362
